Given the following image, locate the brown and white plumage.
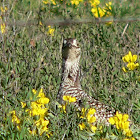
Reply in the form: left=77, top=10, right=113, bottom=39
left=57, top=38, right=116, bottom=125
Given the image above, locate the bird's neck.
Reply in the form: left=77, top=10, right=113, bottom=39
left=61, top=58, right=81, bottom=88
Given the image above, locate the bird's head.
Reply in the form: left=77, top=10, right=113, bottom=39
left=62, top=38, right=81, bottom=62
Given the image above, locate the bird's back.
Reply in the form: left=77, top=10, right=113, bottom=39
left=58, top=84, right=116, bottom=125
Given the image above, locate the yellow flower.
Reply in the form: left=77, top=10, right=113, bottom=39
left=37, top=97, right=49, bottom=104
left=80, top=108, right=96, bottom=124
left=122, top=67, right=127, bottom=72
left=62, top=104, right=66, bottom=113
left=90, top=1, right=112, bottom=19
left=31, top=101, right=41, bottom=108
left=69, top=96, right=76, bottom=103
left=41, top=119, right=49, bottom=126
left=16, top=125, right=21, bottom=130
left=29, top=101, right=48, bottom=116
left=25, top=109, right=29, bottom=113
left=10, top=88, right=51, bottom=136
left=116, top=111, right=123, bottom=120
left=91, top=7, right=105, bottom=18
left=89, top=0, right=100, bottom=7
left=104, top=2, right=112, bottom=16
left=47, top=26, right=55, bottom=36
left=46, top=131, right=53, bottom=138
left=33, top=115, right=50, bottom=136
left=42, top=0, right=56, bottom=5
left=109, top=117, right=115, bottom=125
left=35, top=119, right=41, bottom=127
left=123, top=138, right=135, bottom=140
left=113, top=116, right=119, bottom=122
left=63, top=95, right=76, bottom=103
left=87, top=116, right=96, bottom=123
left=108, top=111, right=133, bottom=138
left=33, top=108, right=47, bottom=116
left=127, top=62, right=139, bottom=70
left=59, top=104, right=67, bottom=113
left=0, top=7, right=8, bottom=13
left=130, top=138, right=136, bottom=140
left=21, top=102, right=26, bottom=108
left=39, top=21, right=43, bottom=26
left=90, top=125, right=97, bottom=133
left=10, top=110, right=16, bottom=115
left=35, top=118, right=49, bottom=127
left=42, top=0, right=48, bottom=4
left=71, top=0, right=83, bottom=6
left=38, top=88, right=44, bottom=96
left=99, top=125, right=103, bottom=133
left=86, top=108, right=96, bottom=123
left=124, top=129, right=133, bottom=137
left=39, top=126, right=49, bottom=135
left=79, top=122, right=85, bottom=130
left=105, top=2, right=112, bottom=11
left=15, top=117, right=20, bottom=124
left=12, top=115, right=20, bottom=124
left=122, top=121, right=129, bottom=129
left=29, top=129, right=36, bottom=135
left=123, top=55, right=130, bottom=63
left=39, top=88, right=43, bottom=93
left=32, top=89, right=37, bottom=94
left=80, top=108, right=87, bottom=118
left=87, top=108, right=96, bottom=115
left=122, top=114, right=129, bottom=122
left=109, top=112, right=130, bottom=128
left=122, top=51, right=138, bottom=63
left=1, top=23, right=6, bottom=34
left=10, top=110, right=21, bottom=124
left=51, top=0, right=56, bottom=5
left=31, top=109, right=38, bottom=116
left=116, top=121, right=120, bottom=129
left=63, top=95, right=70, bottom=101
left=46, top=134, right=50, bottom=138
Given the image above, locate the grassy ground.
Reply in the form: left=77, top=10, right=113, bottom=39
left=0, top=0, right=140, bottom=139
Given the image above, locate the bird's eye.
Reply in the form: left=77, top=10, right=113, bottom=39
left=63, top=40, right=67, bottom=45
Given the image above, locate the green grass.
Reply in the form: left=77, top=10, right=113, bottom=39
left=0, top=0, right=140, bottom=139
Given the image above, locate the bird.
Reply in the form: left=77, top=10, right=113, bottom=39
left=57, top=38, right=116, bottom=125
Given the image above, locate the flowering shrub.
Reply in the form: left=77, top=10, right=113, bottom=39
left=79, top=107, right=97, bottom=132
left=10, top=88, right=51, bottom=138
left=109, top=111, right=135, bottom=139
left=91, top=1, right=112, bottom=18
left=10, top=110, right=21, bottom=130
